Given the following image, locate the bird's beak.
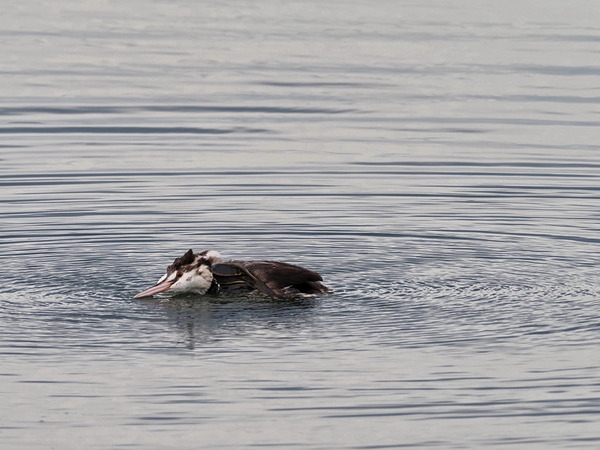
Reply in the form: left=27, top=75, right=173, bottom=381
left=133, top=280, right=175, bottom=299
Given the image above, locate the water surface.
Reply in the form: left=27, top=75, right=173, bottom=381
left=2, top=1, right=600, bottom=448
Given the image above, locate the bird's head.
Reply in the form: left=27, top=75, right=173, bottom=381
left=134, top=249, right=222, bottom=299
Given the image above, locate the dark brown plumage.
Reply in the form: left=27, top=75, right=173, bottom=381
left=212, top=260, right=330, bottom=298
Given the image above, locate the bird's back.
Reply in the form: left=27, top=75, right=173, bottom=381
left=212, top=260, right=330, bottom=298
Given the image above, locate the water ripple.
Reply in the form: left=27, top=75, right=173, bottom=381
left=0, top=126, right=267, bottom=134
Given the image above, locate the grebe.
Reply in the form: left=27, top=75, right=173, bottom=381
left=134, top=249, right=330, bottom=299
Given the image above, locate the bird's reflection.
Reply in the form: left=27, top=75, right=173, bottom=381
left=149, top=294, right=319, bottom=350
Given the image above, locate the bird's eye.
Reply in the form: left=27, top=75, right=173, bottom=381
left=177, top=271, right=183, bottom=278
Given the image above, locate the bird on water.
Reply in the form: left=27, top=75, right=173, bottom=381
left=134, top=249, right=330, bottom=299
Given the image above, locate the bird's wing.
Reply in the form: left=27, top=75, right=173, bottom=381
left=212, top=261, right=324, bottom=297
left=235, top=260, right=323, bottom=295
left=211, top=262, right=277, bottom=297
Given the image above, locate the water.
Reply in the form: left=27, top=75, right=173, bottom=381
left=2, top=1, right=600, bottom=448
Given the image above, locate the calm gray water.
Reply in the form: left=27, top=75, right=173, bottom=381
left=2, top=1, right=600, bottom=448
